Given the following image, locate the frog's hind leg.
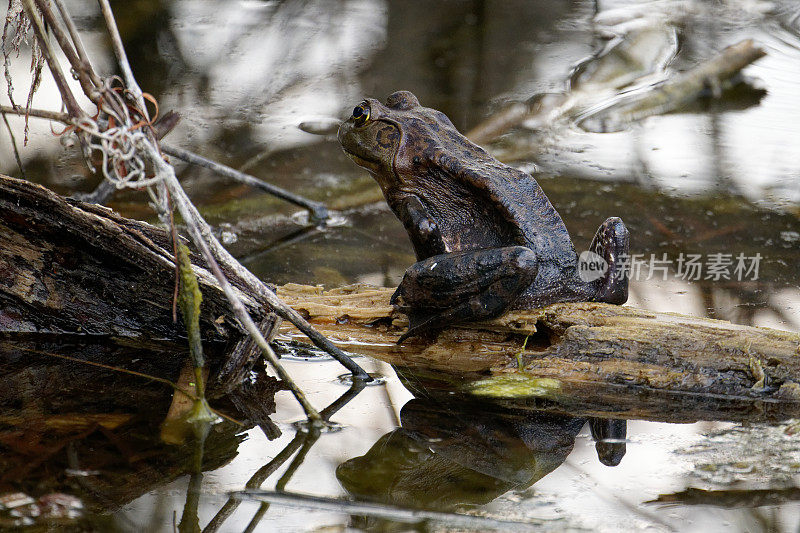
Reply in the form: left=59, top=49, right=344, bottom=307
left=588, top=216, right=629, bottom=304
left=392, top=246, right=539, bottom=342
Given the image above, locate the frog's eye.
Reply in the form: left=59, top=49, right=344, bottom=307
left=352, top=103, right=370, bottom=126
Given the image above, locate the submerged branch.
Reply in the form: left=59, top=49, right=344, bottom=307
left=162, top=144, right=329, bottom=222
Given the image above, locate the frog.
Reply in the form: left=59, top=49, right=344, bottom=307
left=338, top=91, right=630, bottom=342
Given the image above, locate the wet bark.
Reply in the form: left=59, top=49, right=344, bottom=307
left=0, top=174, right=268, bottom=342
left=0, top=174, right=281, bottom=388
left=277, top=283, right=800, bottom=423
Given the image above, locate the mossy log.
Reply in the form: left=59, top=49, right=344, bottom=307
left=276, top=283, right=800, bottom=423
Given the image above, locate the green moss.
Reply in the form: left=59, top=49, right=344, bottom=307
left=468, top=374, right=562, bottom=398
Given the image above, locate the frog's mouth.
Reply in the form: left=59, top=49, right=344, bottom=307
left=343, top=149, right=384, bottom=172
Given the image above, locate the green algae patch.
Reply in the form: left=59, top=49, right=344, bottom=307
left=468, top=374, right=562, bottom=398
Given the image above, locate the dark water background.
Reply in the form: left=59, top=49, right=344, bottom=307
left=1, top=0, right=800, bottom=531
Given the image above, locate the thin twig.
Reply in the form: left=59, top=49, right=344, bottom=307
left=32, top=0, right=98, bottom=100
left=53, top=0, right=102, bottom=87
left=19, top=0, right=84, bottom=118
left=203, top=381, right=366, bottom=532
left=1, top=108, right=26, bottom=178
left=0, top=104, right=71, bottom=123
left=97, top=0, right=148, bottom=117
left=162, top=143, right=329, bottom=222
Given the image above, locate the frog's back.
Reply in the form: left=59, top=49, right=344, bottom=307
left=429, top=141, right=578, bottom=265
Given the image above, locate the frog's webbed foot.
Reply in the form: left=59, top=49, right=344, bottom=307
left=589, top=217, right=630, bottom=304
left=392, top=246, right=539, bottom=343
left=589, top=418, right=627, bottom=466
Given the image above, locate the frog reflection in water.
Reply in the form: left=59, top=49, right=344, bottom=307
left=338, top=91, right=629, bottom=341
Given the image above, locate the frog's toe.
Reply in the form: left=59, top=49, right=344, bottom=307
left=589, top=418, right=627, bottom=466
left=389, top=285, right=403, bottom=306
left=590, top=217, right=630, bottom=304
left=397, top=290, right=510, bottom=343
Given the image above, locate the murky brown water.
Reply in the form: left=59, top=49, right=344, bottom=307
left=2, top=0, right=800, bottom=531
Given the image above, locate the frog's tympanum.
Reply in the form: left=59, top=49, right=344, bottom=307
left=339, top=91, right=629, bottom=341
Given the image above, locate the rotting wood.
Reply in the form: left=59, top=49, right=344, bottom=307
left=0, top=174, right=279, bottom=390
left=0, top=174, right=264, bottom=341
left=276, top=283, right=800, bottom=422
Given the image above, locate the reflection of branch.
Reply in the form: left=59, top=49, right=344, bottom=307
left=467, top=39, right=766, bottom=145
left=203, top=432, right=305, bottom=533
left=649, top=486, right=800, bottom=508
left=242, top=428, right=321, bottom=532
left=203, top=380, right=366, bottom=533
left=231, top=490, right=543, bottom=530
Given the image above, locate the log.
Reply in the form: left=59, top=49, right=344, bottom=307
left=275, top=283, right=800, bottom=423
left=0, top=174, right=267, bottom=343
left=0, top=173, right=281, bottom=389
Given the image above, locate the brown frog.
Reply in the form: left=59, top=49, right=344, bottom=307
left=338, top=91, right=629, bottom=342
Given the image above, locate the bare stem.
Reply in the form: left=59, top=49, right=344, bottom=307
left=53, top=0, right=102, bottom=87
left=20, top=0, right=84, bottom=118
left=97, top=0, right=147, bottom=117
left=0, top=105, right=71, bottom=123
left=32, top=0, right=98, bottom=101
left=144, top=142, right=323, bottom=421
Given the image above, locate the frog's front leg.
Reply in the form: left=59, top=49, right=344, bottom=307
left=389, top=194, right=448, bottom=259
left=391, top=246, right=539, bottom=342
